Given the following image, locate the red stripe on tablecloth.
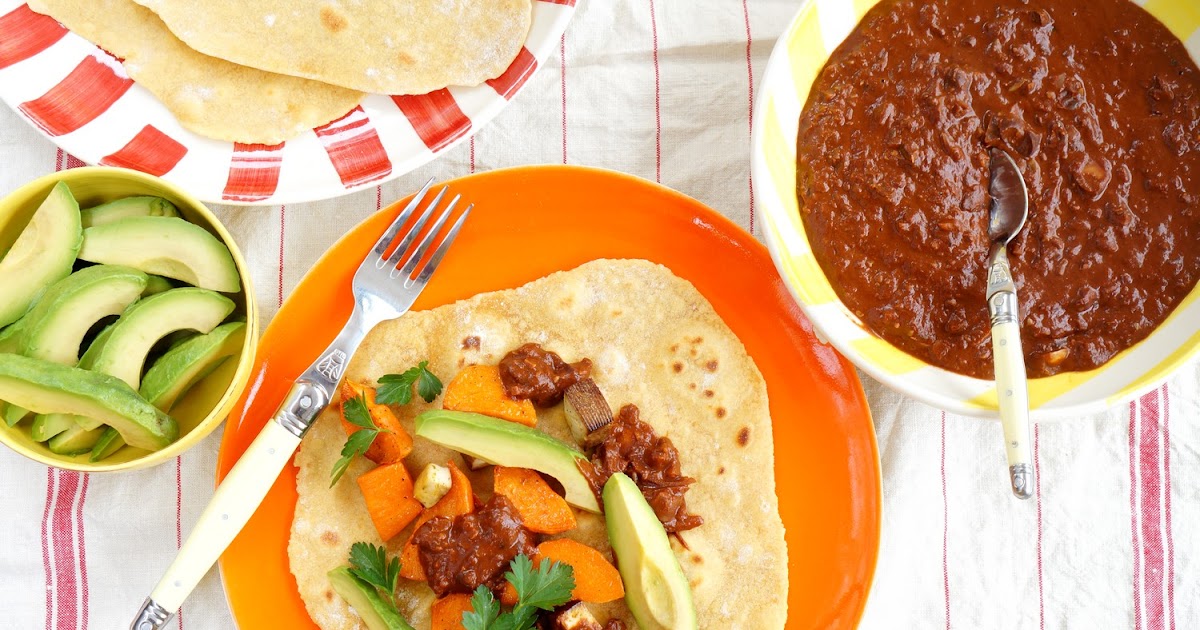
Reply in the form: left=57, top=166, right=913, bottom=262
left=41, top=468, right=55, bottom=630
left=1035, top=424, right=1045, bottom=630
left=940, top=412, right=950, bottom=629
left=1138, top=389, right=1167, bottom=630
left=560, top=35, right=567, bottom=164
left=741, top=0, right=756, bottom=234
left=314, top=106, right=393, bottom=188
left=391, top=91, right=472, bottom=153
left=0, top=4, right=67, bottom=70
left=486, top=47, right=537, bottom=100
left=648, top=0, right=662, bottom=183
left=76, top=473, right=90, bottom=629
left=19, top=52, right=133, bottom=136
left=469, top=137, right=476, bottom=173
left=277, top=206, right=287, bottom=308
left=222, top=142, right=285, bottom=202
left=1163, top=384, right=1175, bottom=630
left=1129, top=400, right=1143, bottom=630
left=176, top=456, right=185, bottom=630
left=538, top=0, right=576, bottom=5
left=100, top=125, right=187, bottom=176
left=52, top=471, right=81, bottom=630
left=65, top=153, right=85, bottom=169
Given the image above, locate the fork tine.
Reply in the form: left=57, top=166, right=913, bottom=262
left=413, top=205, right=471, bottom=286
left=381, top=186, right=447, bottom=269
left=395, top=194, right=460, bottom=278
left=371, top=178, right=433, bottom=262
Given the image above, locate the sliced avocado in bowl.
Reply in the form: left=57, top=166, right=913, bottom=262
left=78, top=216, right=241, bottom=293
left=0, top=318, right=26, bottom=354
left=0, top=354, right=176, bottom=451
left=48, top=424, right=106, bottom=456
left=81, top=196, right=177, bottom=227
left=0, top=181, right=82, bottom=328
left=141, top=321, right=246, bottom=412
left=141, top=275, right=176, bottom=297
left=89, top=427, right=125, bottom=462
left=327, top=567, right=415, bottom=630
left=414, top=409, right=600, bottom=512
left=30, top=412, right=76, bottom=442
left=604, top=472, right=698, bottom=630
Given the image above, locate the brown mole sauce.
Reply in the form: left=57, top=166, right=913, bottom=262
left=411, top=494, right=537, bottom=598
left=499, top=343, right=592, bottom=407
left=581, top=405, right=703, bottom=534
left=796, top=0, right=1200, bottom=378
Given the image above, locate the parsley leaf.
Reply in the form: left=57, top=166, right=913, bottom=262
left=348, top=542, right=400, bottom=605
left=464, top=554, right=575, bottom=630
left=329, top=395, right=381, bottom=486
left=376, top=361, right=443, bottom=405
left=462, top=586, right=500, bottom=630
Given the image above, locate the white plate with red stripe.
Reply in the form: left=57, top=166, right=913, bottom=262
left=0, top=1, right=575, bottom=205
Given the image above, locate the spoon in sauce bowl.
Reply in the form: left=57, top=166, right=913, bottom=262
left=986, top=147, right=1033, bottom=500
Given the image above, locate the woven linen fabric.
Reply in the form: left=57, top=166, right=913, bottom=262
left=0, top=1, right=1197, bottom=628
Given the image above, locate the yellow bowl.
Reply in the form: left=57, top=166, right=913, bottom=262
left=0, top=167, right=258, bottom=470
left=752, top=0, right=1200, bottom=418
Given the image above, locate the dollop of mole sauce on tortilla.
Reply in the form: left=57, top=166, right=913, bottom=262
left=581, top=405, right=704, bottom=534
left=796, top=0, right=1200, bottom=378
left=498, top=343, right=592, bottom=407
left=412, top=495, right=537, bottom=598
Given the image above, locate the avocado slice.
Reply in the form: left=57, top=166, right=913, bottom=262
left=81, top=196, right=178, bottom=227
left=30, top=412, right=76, bottom=442
left=326, top=567, right=415, bottom=630
left=89, top=287, right=236, bottom=389
left=38, top=326, right=118, bottom=433
left=0, top=319, right=25, bottom=354
left=603, top=473, right=698, bottom=630
left=0, top=354, right=176, bottom=451
left=141, top=321, right=246, bottom=411
left=414, top=409, right=601, bottom=512
left=0, top=182, right=83, bottom=327
left=19, top=265, right=149, bottom=365
left=141, top=275, right=176, bottom=297
left=77, top=216, right=241, bottom=293
left=47, top=424, right=106, bottom=456
left=89, top=427, right=125, bottom=462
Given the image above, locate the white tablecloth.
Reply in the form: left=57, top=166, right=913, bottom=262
left=1, top=1, right=1197, bottom=628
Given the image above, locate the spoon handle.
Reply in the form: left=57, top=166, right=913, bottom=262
left=987, top=245, right=1034, bottom=499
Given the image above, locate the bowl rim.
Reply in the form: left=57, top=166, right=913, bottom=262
left=750, top=0, right=1200, bottom=420
left=0, top=166, right=259, bottom=471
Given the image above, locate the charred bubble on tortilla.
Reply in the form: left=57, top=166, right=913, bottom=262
left=411, top=494, right=538, bottom=598
left=563, top=378, right=614, bottom=445
left=580, top=405, right=702, bottom=534
left=498, top=343, right=592, bottom=407
left=414, top=463, right=452, bottom=508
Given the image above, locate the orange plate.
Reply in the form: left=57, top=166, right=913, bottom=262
left=216, top=166, right=881, bottom=628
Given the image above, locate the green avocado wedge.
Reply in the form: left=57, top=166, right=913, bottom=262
left=48, top=424, right=106, bottom=456
left=0, top=181, right=83, bottom=327
left=89, top=287, right=236, bottom=389
left=0, top=319, right=26, bottom=354
left=89, top=427, right=125, bottom=462
left=19, top=265, right=149, bottom=365
left=0, top=354, right=176, bottom=451
left=81, top=196, right=178, bottom=227
left=77, top=216, right=241, bottom=293
left=414, top=409, right=600, bottom=512
left=30, top=412, right=75, bottom=442
left=603, top=472, right=698, bottom=630
left=141, top=321, right=246, bottom=412
left=141, top=275, right=175, bottom=297
left=327, top=568, right=415, bottom=630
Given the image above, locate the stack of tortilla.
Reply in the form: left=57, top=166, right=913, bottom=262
left=28, top=0, right=531, bottom=143
left=289, top=260, right=790, bottom=629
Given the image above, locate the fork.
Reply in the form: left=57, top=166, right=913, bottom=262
left=130, top=180, right=471, bottom=630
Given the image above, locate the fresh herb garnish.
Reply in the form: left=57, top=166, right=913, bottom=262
left=329, top=394, right=387, bottom=486
left=376, top=361, right=443, bottom=405
left=349, top=542, right=401, bottom=607
left=462, top=554, right=575, bottom=630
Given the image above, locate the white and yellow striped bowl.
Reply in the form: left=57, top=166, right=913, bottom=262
left=752, top=0, right=1200, bottom=419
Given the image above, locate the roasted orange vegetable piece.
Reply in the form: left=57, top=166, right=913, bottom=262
left=493, top=466, right=577, bottom=534
left=535, top=539, right=624, bottom=603
left=356, top=462, right=423, bottom=542
left=442, top=364, right=538, bottom=427
left=399, top=461, right=474, bottom=581
left=431, top=593, right=474, bottom=630
left=340, top=381, right=413, bottom=464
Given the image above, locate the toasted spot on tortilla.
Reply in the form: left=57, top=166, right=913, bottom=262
left=324, top=589, right=334, bottom=602
left=672, top=362, right=684, bottom=373
left=737, top=427, right=750, bottom=446
left=715, top=407, right=727, bottom=419
left=320, top=530, right=339, bottom=546
left=692, top=555, right=703, bottom=564
left=691, top=336, right=703, bottom=344
left=718, top=466, right=726, bottom=474
left=319, top=5, right=348, bottom=32
left=703, top=389, right=714, bottom=398
left=462, top=335, right=480, bottom=350
left=705, top=359, right=719, bottom=372
left=612, top=310, right=623, bottom=317
left=670, top=343, right=679, bottom=352
left=688, top=383, right=697, bottom=390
